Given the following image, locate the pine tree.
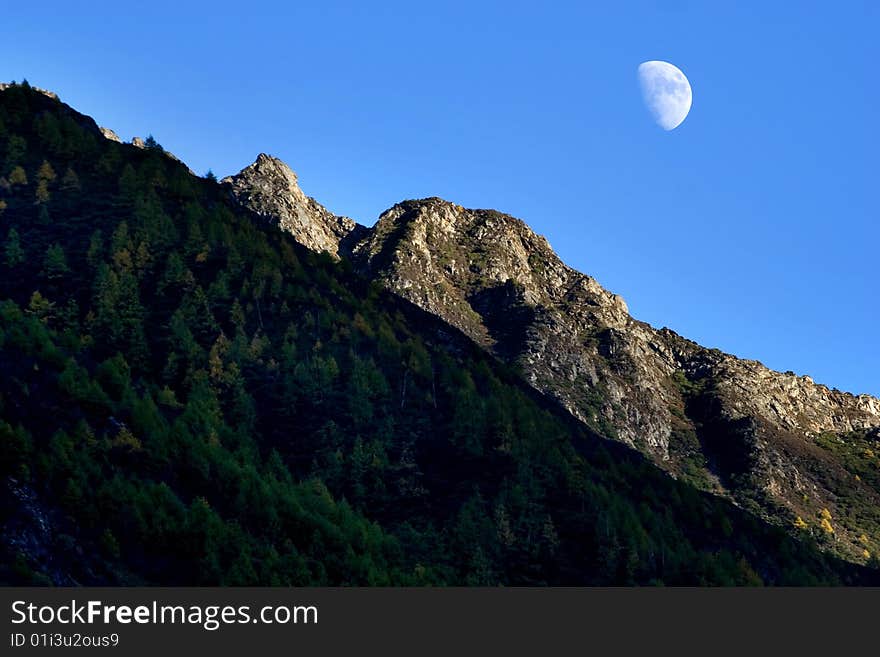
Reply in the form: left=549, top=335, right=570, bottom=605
left=61, top=167, right=81, bottom=191
left=26, top=291, right=55, bottom=323
left=35, top=181, right=50, bottom=204
left=144, top=135, right=162, bottom=151
left=37, top=160, right=56, bottom=184
left=4, top=135, right=27, bottom=171
left=4, top=227, right=24, bottom=266
left=8, top=166, right=27, bottom=186
left=0, top=421, right=33, bottom=478
left=42, top=243, right=70, bottom=280
left=35, top=160, right=56, bottom=204
left=86, top=229, right=104, bottom=269
left=35, top=114, right=63, bottom=155
left=117, top=163, right=138, bottom=202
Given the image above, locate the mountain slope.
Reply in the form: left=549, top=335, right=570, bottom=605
left=225, top=156, right=880, bottom=565
left=2, top=82, right=876, bottom=585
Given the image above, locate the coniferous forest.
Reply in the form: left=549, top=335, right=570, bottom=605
left=1, top=83, right=876, bottom=585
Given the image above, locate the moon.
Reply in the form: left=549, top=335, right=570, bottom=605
left=638, top=61, right=692, bottom=131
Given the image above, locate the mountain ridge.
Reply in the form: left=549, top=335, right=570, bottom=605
left=224, top=152, right=880, bottom=564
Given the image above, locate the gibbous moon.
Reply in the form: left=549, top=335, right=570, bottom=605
left=638, top=61, right=692, bottom=131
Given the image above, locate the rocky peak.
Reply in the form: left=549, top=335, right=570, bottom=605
left=225, top=153, right=880, bottom=563
left=222, top=154, right=363, bottom=258
left=352, top=197, right=630, bottom=338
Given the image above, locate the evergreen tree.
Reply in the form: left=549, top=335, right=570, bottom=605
left=37, top=160, right=56, bottom=184
left=4, top=228, right=24, bottom=266
left=117, top=163, right=138, bottom=201
left=42, top=243, right=70, bottom=280
left=8, top=165, right=27, bottom=186
left=35, top=160, right=57, bottom=204
left=61, top=167, right=81, bottom=191
left=26, top=291, right=55, bottom=323
left=86, top=229, right=104, bottom=269
left=4, top=135, right=27, bottom=171
left=144, top=135, right=162, bottom=151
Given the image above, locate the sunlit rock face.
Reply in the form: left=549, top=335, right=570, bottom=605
left=226, top=154, right=880, bottom=564
left=0, top=82, right=58, bottom=100
left=223, top=154, right=364, bottom=259
left=99, top=127, right=122, bottom=143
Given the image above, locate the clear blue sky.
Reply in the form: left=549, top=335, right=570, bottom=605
left=3, top=1, right=877, bottom=396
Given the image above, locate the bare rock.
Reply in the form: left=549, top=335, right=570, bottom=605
left=223, top=154, right=363, bottom=258
left=100, top=127, right=122, bottom=143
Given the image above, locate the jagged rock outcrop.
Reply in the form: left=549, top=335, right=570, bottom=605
left=0, top=82, right=58, bottom=100
left=99, top=127, right=122, bottom=143
left=226, top=156, right=880, bottom=563
left=223, top=154, right=364, bottom=258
